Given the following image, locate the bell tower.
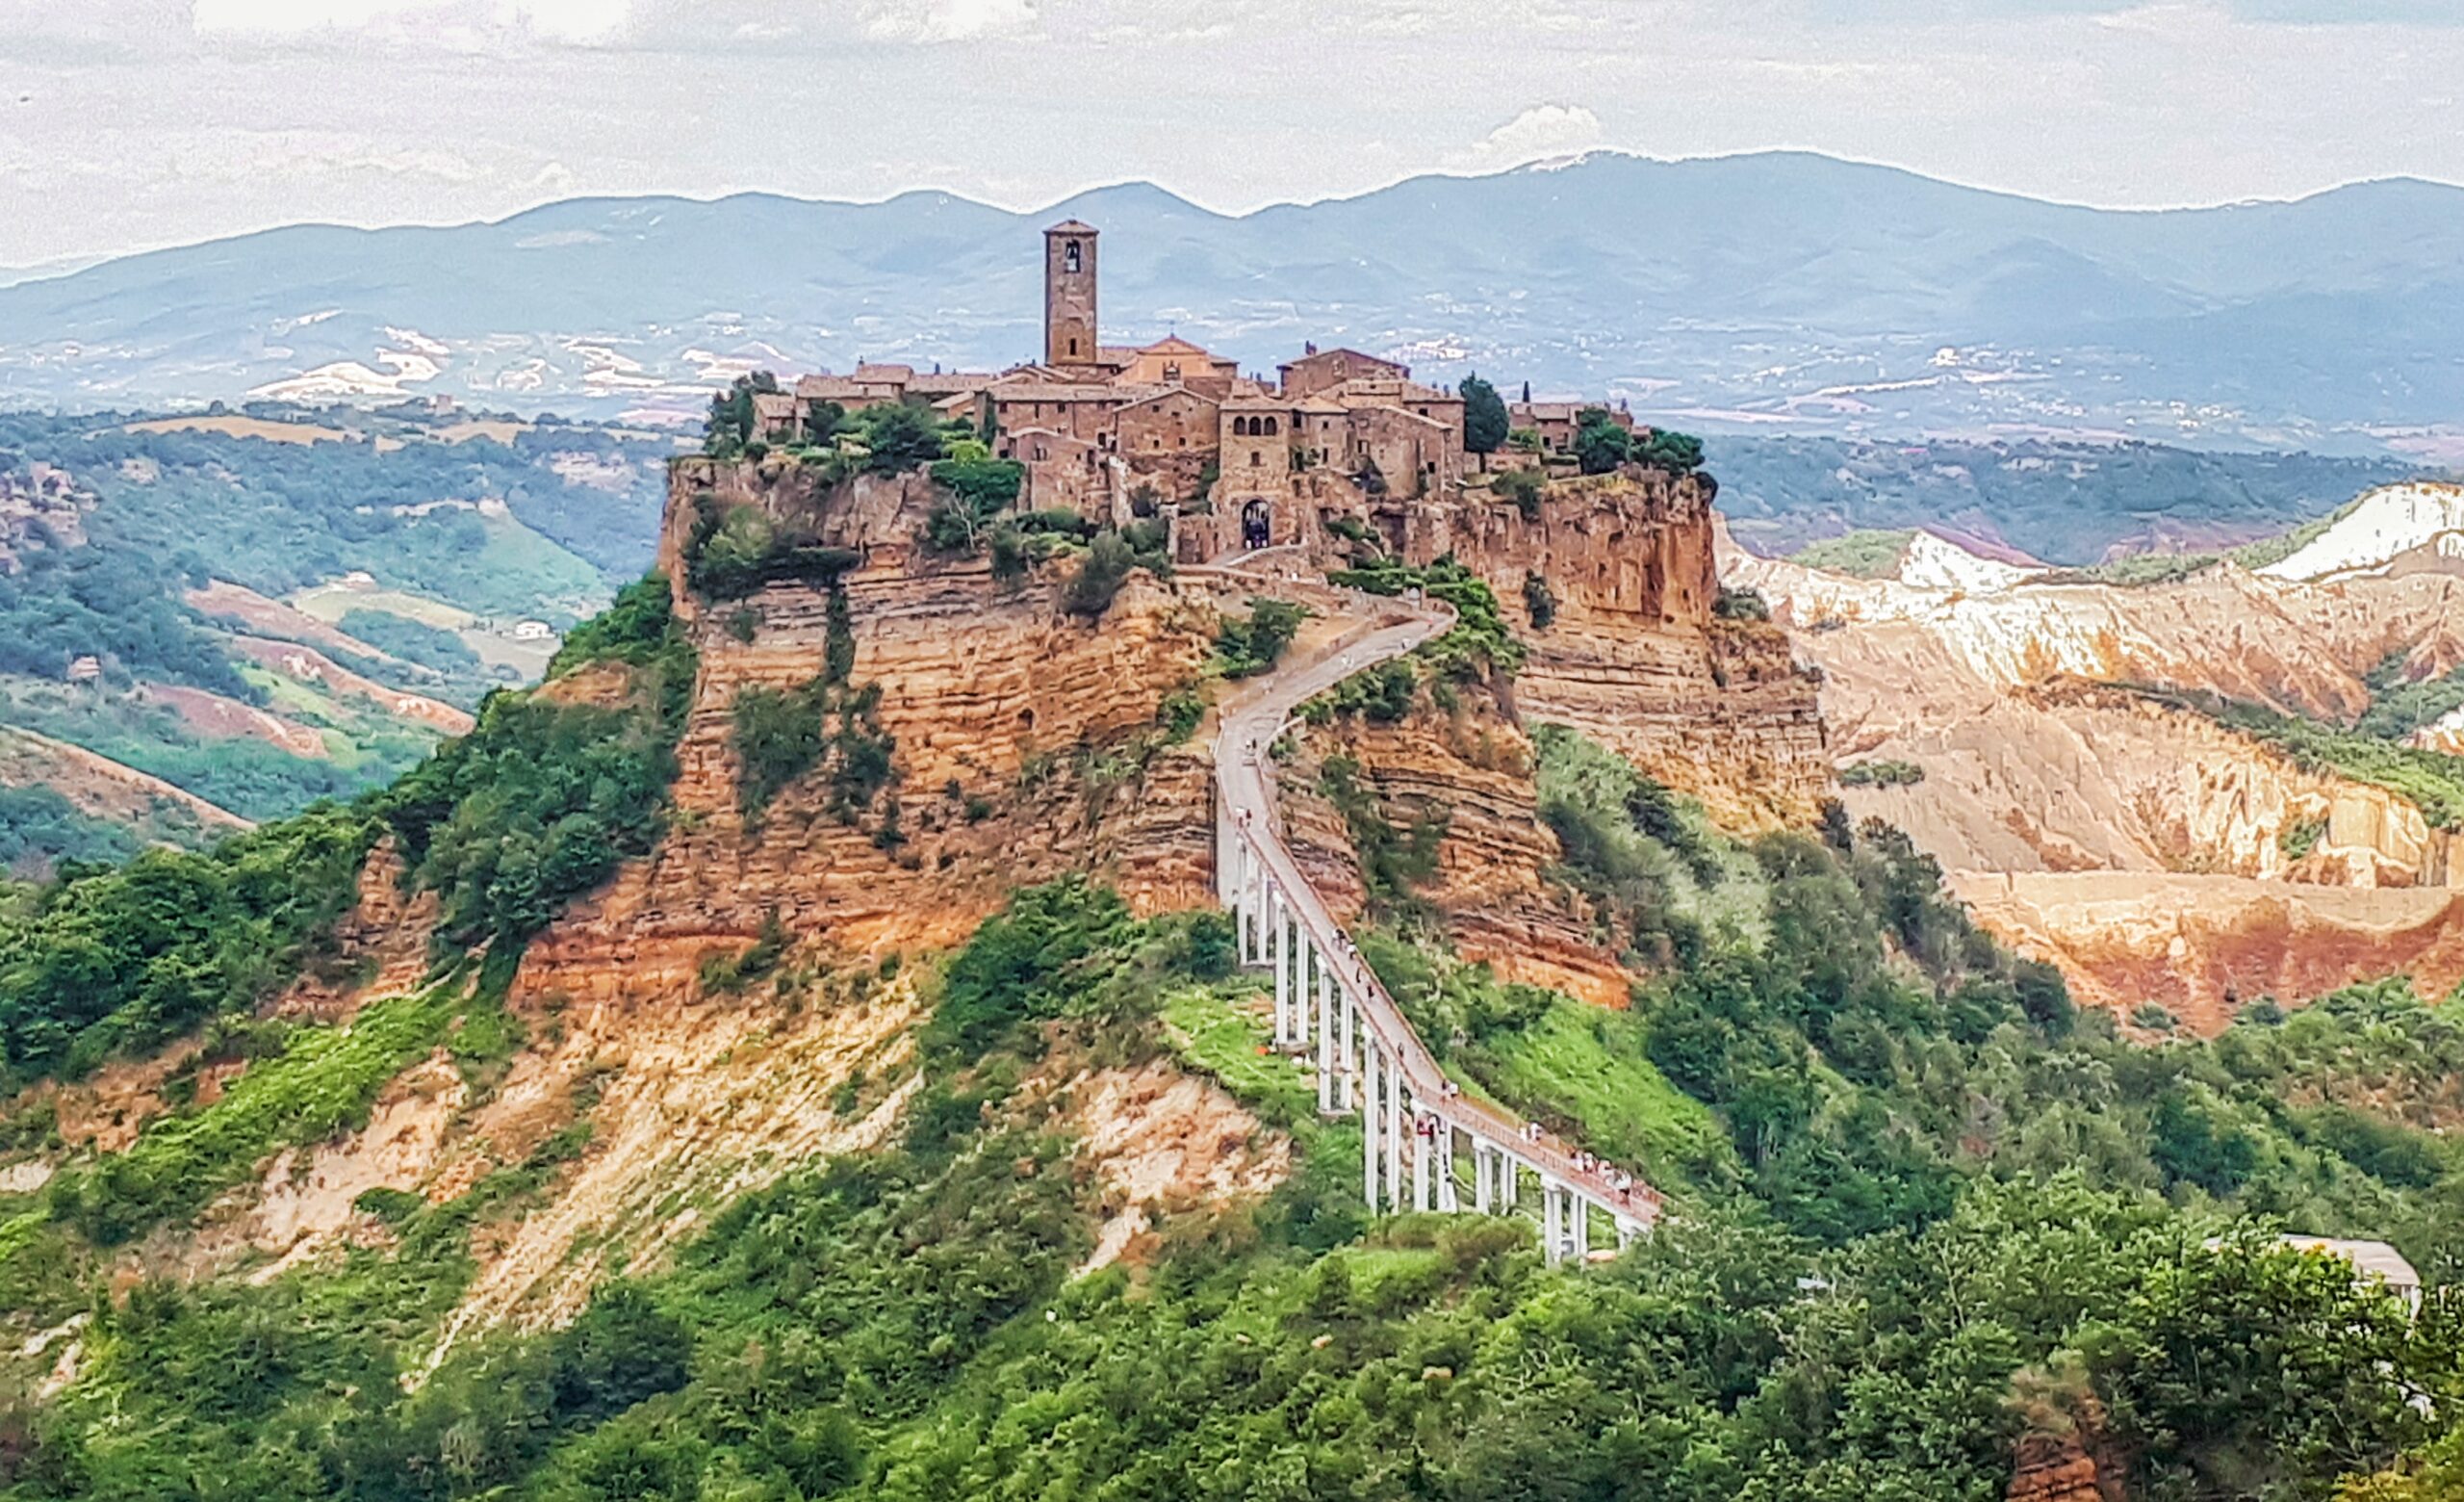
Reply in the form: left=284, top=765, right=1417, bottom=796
left=1043, top=220, right=1099, bottom=369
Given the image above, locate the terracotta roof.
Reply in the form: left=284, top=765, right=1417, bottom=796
left=1280, top=347, right=1404, bottom=370
left=1045, top=219, right=1099, bottom=235
left=752, top=392, right=796, bottom=417
left=907, top=372, right=995, bottom=395
left=1140, top=334, right=1213, bottom=355
left=1295, top=398, right=1348, bottom=415
left=852, top=363, right=914, bottom=383
left=1116, top=386, right=1220, bottom=414
left=795, top=376, right=877, bottom=401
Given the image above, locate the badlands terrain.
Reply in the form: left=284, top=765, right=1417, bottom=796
left=1729, top=481, right=2464, bottom=1030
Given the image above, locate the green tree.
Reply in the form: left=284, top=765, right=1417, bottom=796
left=703, top=372, right=779, bottom=456
left=1573, top=407, right=1632, bottom=475
left=1460, top=374, right=1509, bottom=455
left=858, top=403, right=948, bottom=475
left=1062, top=531, right=1137, bottom=617
left=1639, top=427, right=1707, bottom=474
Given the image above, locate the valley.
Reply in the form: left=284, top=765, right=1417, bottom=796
left=0, top=403, right=677, bottom=868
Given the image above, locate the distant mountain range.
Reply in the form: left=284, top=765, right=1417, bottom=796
left=3, top=152, right=2460, bottom=452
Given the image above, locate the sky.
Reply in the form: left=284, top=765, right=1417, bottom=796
left=1, top=0, right=2460, bottom=269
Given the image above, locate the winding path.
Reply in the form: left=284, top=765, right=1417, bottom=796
left=1204, top=574, right=1663, bottom=1261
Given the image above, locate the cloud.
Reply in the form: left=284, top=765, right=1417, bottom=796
left=860, top=0, right=1040, bottom=43
left=191, top=0, right=632, bottom=45
left=1455, top=104, right=1605, bottom=166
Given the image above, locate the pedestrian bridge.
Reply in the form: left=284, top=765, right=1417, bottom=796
left=1204, top=582, right=1663, bottom=1263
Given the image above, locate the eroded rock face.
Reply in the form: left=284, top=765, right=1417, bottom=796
left=1957, top=872, right=2464, bottom=1036
left=1274, top=687, right=1634, bottom=1009
left=1734, top=527, right=2464, bottom=1026
left=1400, top=470, right=1829, bottom=830
left=514, top=570, right=1221, bottom=1011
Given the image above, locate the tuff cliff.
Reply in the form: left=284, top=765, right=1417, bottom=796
left=1364, top=467, right=1828, bottom=830
left=516, top=456, right=1228, bottom=1010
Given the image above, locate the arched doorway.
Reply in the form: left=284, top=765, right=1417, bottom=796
left=1241, top=499, right=1271, bottom=550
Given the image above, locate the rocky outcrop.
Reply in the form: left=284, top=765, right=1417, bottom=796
left=1956, top=871, right=2464, bottom=1035
left=2007, top=1435, right=2114, bottom=1502
left=1734, top=521, right=2464, bottom=1027
left=516, top=458, right=1230, bottom=1010
left=1405, top=470, right=1828, bottom=830
left=1274, top=685, right=1633, bottom=1008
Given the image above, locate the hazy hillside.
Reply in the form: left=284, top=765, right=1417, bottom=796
left=1712, top=434, right=2424, bottom=563
left=0, top=405, right=675, bottom=868
left=4, top=153, right=2460, bottom=449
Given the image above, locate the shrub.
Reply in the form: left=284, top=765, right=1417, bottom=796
left=0, top=804, right=378, bottom=1081
left=1322, top=755, right=1448, bottom=915
left=922, top=876, right=1137, bottom=1065
left=1522, top=571, right=1556, bottom=629
left=1157, top=685, right=1204, bottom=743
left=729, top=586, right=893, bottom=825
left=1837, top=759, right=1925, bottom=788
left=1063, top=531, right=1138, bottom=618
left=378, top=576, right=697, bottom=953
left=1638, top=427, right=1706, bottom=475
left=1495, top=467, right=1545, bottom=520
left=1713, top=585, right=1771, bottom=621
left=1215, top=598, right=1307, bottom=678
left=682, top=494, right=861, bottom=601
left=923, top=456, right=1025, bottom=554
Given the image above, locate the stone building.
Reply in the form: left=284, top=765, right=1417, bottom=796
left=756, top=219, right=1638, bottom=555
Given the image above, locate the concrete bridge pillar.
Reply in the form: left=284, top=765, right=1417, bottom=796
left=1281, top=883, right=1300, bottom=1035
left=1385, top=1063, right=1403, bottom=1211
left=1361, top=1044, right=1381, bottom=1209
left=1316, top=962, right=1336, bottom=1115
left=1411, top=1101, right=1430, bottom=1212
left=1542, top=1179, right=1564, bottom=1265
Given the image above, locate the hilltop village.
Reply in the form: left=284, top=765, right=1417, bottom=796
left=746, top=219, right=1640, bottom=554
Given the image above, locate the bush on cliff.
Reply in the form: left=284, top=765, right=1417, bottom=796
left=1574, top=406, right=1631, bottom=474
left=922, top=454, right=1025, bottom=554
left=376, top=571, right=696, bottom=953
left=682, top=494, right=861, bottom=601
left=1523, top=569, right=1556, bottom=628
left=1639, top=427, right=1706, bottom=475
left=1327, top=554, right=1524, bottom=682
left=1062, top=531, right=1137, bottom=617
left=1495, top=465, right=1545, bottom=519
